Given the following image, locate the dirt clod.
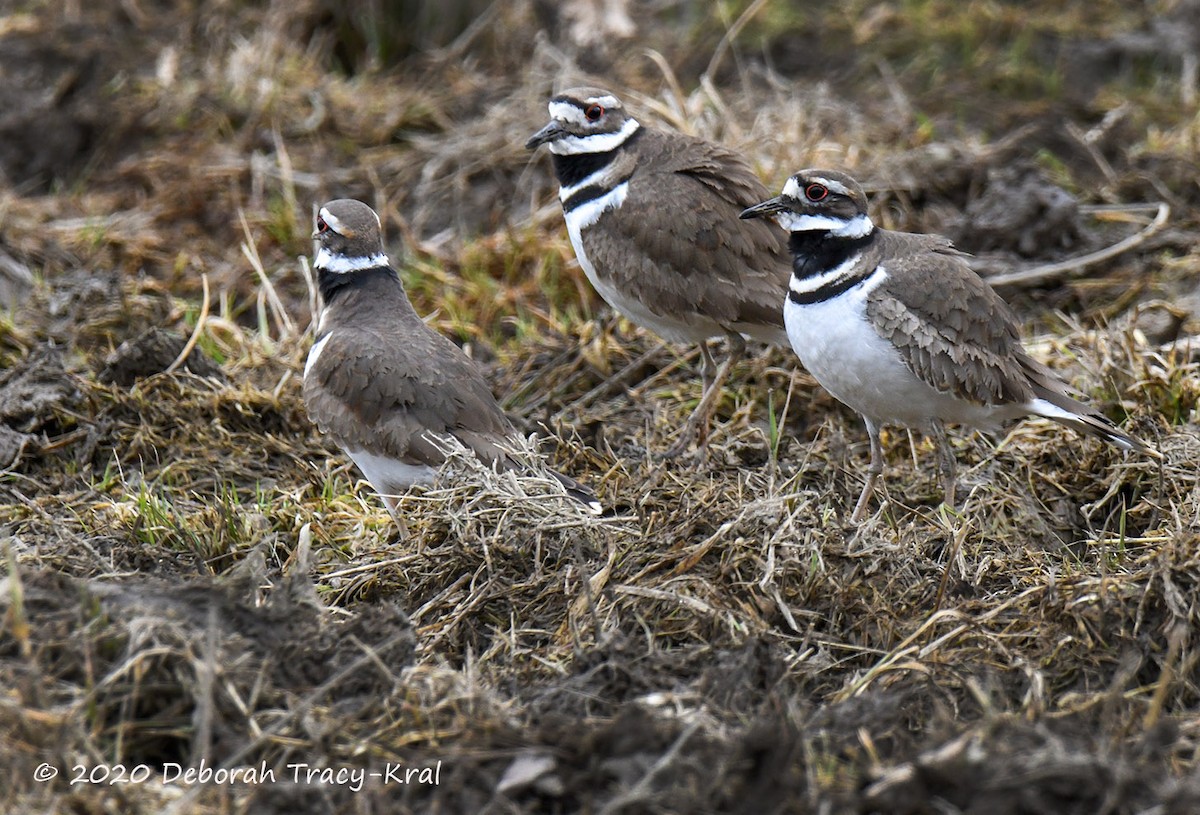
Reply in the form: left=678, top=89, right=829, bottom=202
left=99, top=327, right=225, bottom=386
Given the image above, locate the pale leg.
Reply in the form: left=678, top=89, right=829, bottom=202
left=850, top=416, right=884, bottom=524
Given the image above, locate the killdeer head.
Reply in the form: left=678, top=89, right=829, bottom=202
left=308, top=199, right=399, bottom=331
left=743, top=168, right=1159, bottom=523
left=527, top=87, right=792, bottom=456
left=740, top=170, right=874, bottom=239
left=313, top=199, right=389, bottom=274
left=525, top=88, right=641, bottom=156
left=303, top=199, right=601, bottom=532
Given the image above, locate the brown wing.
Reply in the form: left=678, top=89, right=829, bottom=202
left=865, top=231, right=1036, bottom=407
left=582, top=130, right=790, bottom=333
left=303, top=324, right=515, bottom=468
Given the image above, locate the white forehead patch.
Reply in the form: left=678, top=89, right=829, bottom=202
left=548, top=101, right=588, bottom=128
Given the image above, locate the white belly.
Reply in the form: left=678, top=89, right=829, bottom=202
left=784, top=274, right=1005, bottom=429
left=347, top=448, right=436, bottom=495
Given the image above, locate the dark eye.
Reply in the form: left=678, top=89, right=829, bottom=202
left=316, top=216, right=329, bottom=233
left=585, top=104, right=604, bottom=122
left=805, top=184, right=829, bottom=201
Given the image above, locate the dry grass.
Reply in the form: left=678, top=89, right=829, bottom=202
left=2, top=1, right=1200, bottom=812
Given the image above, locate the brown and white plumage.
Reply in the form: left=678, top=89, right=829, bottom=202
left=526, top=87, right=791, bottom=454
left=741, top=169, right=1159, bottom=522
left=303, top=199, right=601, bottom=528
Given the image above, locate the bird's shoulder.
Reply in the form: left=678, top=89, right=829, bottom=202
left=866, top=228, right=1034, bottom=405
left=304, top=323, right=511, bottom=437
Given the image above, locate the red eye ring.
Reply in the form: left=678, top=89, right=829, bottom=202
left=316, top=216, right=329, bottom=233
left=585, top=104, right=604, bottom=122
left=805, top=183, right=829, bottom=201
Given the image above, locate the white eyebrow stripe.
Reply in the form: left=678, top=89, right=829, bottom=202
left=318, top=206, right=380, bottom=235
left=817, top=178, right=852, bottom=196
left=549, top=95, right=622, bottom=123
left=585, top=95, right=620, bottom=109
left=319, top=208, right=346, bottom=234
left=782, top=176, right=853, bottom=199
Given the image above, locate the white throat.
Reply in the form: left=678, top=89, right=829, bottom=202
left=315, top=246, right=390, bottom=273
left=548, top=118, right=641, bottom=156
left=776, top=211, right=874, bottom=239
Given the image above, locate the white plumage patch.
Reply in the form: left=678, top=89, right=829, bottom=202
left=784, top=264, right=932, bottom=425
left=784, top=175, right=854, bottom=199
left=1023, top=398, right=1135, bottom=450
left=559, top=165, right=621, bottom=202
left=785, top=264, right=1021, bottom=428
left=776, top=211, right=873, bottom=238
left=317, top=207, right=347, bottom=235
left=314, top=247, right=390, bottom=273
left=548, top=98, right=620, bottom=128
left=563, top=181, right=630, bottom=235
left=560, top=180, right=694, bottom=340
left=348, top=448, right=437, bottom=494
left=789, top=252, right=865, bottom=297
left=304, top=333, right=330, bottom=379
left=318, top=205, right=379, bottom=235
left=547, top=118, right=640, bottom=156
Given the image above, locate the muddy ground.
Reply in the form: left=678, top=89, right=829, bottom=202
left=2, top=1, right=1200, bottom=813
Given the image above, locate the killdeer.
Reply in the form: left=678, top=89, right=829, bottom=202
left=303, top=199, right=601, bottom=530
left=526, top=87, right=791, bottom=455
left=740, top=169, right=1160, bottom=523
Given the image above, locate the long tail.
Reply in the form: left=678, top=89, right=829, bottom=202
left=1021, top=358, right=1161, bottom=459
